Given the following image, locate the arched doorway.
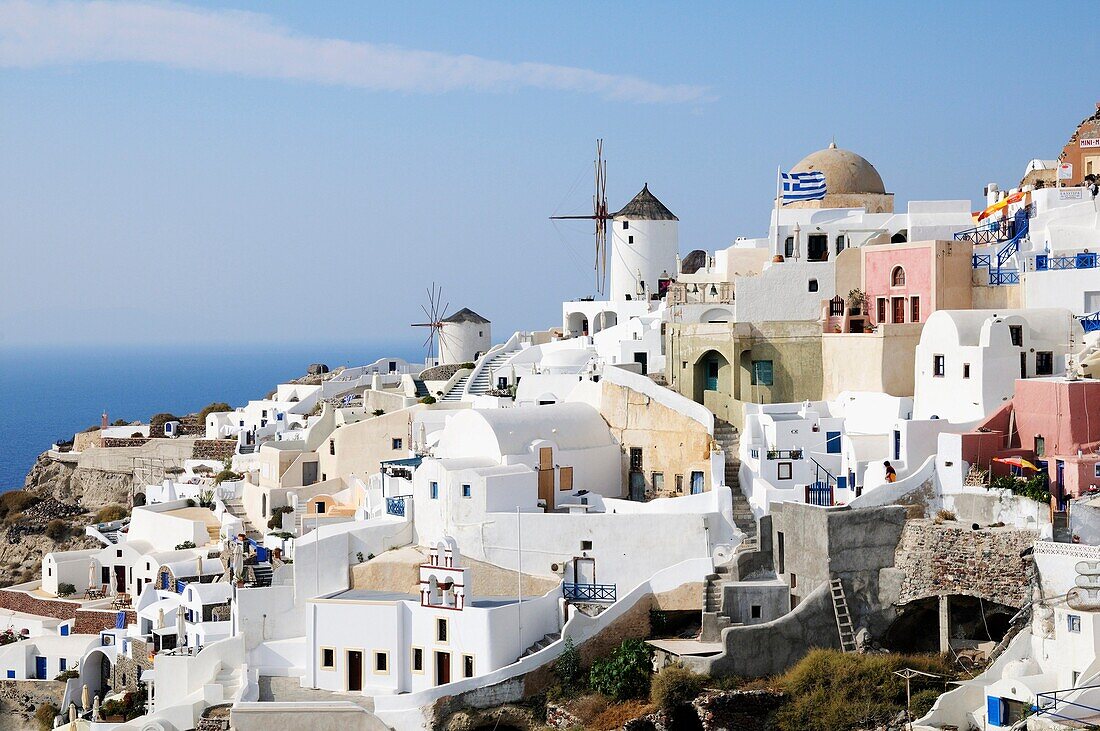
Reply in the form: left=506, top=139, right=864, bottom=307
left=565, top=311, right=589, bottom=337
left=693, top=351, right=730, bottom=404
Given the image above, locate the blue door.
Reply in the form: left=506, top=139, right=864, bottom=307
left=826, top=432, right=841, bottom=454
left=893, top=430, right=901, bottom=461
left=705, top=359, right=719, bottom=391
left=35, top=656, right=46, bottom=680
left=1057, top=460, right=1065, bottom=504
left=690, top=471, right=704, bottom=495
left=987, top=695, right=1005, bottom=726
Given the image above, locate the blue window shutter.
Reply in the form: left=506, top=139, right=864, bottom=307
left=826, top=432, right=841, bottom=454
left=987, top=696, right=1003, bottom=726
left=5, top=670, right=13, bottom=679
left=115, top=611, right=126, bottom=629
left=60, top=624, right=69, bottom=636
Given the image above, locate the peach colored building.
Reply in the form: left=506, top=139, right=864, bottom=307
left=960, top=377, right=1100, bottom=506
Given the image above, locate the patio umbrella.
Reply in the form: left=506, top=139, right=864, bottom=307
left=92, top=695, right=100, bottom=722
left=81, top=683, right=89, bottom=710
left=88, top=561, right=96, bottom=594
left=68, top=703, right=77, bottom=723
left=156, top=607, right=165, bottom=630
left=197, top=555, right=204, bottom=580
left=176, top=604, right=185, bottom=647
left=993, top=456, right=1040, bottom=471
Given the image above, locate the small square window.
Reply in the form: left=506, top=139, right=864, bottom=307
left=751, top=360, right=773, bottom=386
left=430, top=482, right=439, bottom=500
left=117, top=549, right=123, bottom=558
left=436, top=618, right=448, bottom=642
left=1036, top=351, right=1054, bottom=376
left=463, top=654, right=475, bottom=678
left=461, top=484, right=472, bottom=498
left=59, top=658, right=66, bottom=671
left=1035, top=436, right=1045, bottom=457
left=622, top=221, right=629, bottom=230
left=1068, top=614, right=1082, bottom=633
left=1009, top=324, right=1023, bottom=347
left=963, top=363, right=970, bottom=379
left=777, top=462, right=792, bottom=480
left=750, top=605, right=761, bottom=619
left=374, top=651, right=389, bottom=673
left=392, top=438, right=403, bottom=450
left=5, top=670, right=13, bottom=679
left=581, top=540, right=593, bottom=551
left=321, top=647, right=335, bottom=669
left=1094, top=463, right=1100, bottom=479
left=329, top=439, right=335, bottom=456
left=808, top=279, right=818, bottom=293
left=60, top=625, right=69, bottom=636
left=628, top=235, right=634, bottom=244
left=651, top=472, right=664, bottom=492
left=790, top=573, right=797, bottom=588
left=412, top=647, right=424, bottom=672
left=933, top=355, right=945, bottom=377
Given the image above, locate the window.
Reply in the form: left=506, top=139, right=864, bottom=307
left=430, top=482, right=439, bottom=500
left=629, top=448, right=643, bottom=471
left=321, top=647, right=335, bottom=669
left=1068, top=614, right=1082, bottom=633
left=835, top=235, right=845, bottom=254
left=461, top=484, right=472, bottom=498
left=412, top=647, right=424, bottom=673
left=1009, top=325, right=1023, bottom=347
left=1035, top=436, right=1045, bottom=457
left=374, top=651, right=389, bottom=674
left=1036, top=351, right=1054, bottom=376
left=60, top=624, right=69, bottom=636
left=750, top=605, right=761, bottom=619
left=463, top=655, right=475, bottom=678
left=777, top=462, right=792, bottom=480
left=392, top=438, right=403, bottom=450
left=5, top=670, right=13, bottom=679
left=581, top=540, right=593, bottom=551
left=59, top=659, right=66, bottom=671
left=1095, top=462, right=1100, bottom=478
left=675, top=474, right=684, bottom=493
left=622, top=221, right=629, bottom=230
left=933, top=355, right=945, bottom=377
left=808, top=279, right=818, bottom=292
left=963, top=363, right=971, bottom=379
left=628, top=235, right=634, bottom=244
left=790, top=573, right=797, bottom=588
left=751, top=360, right=773, bottom=386
left=652, top=472, right=665, bottom=492
left=117, top=549, right=123, bottom=558
left=891, top=266, right=906, bottom=287
left=559, top=466, right=573, bottom=492
left=910, top=296, right=920, bottom=322
left=777, top=532, right=785, bottom=574
left=876, top=298, right=887, bottom=323
left=329, top=439, right=335, bottom=456
left=436, top=618, right=448, bottom=642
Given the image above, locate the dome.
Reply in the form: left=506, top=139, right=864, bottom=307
left=791, top=142, right=886, bottom=195
left=1002, top=657, right=1040, bottom=679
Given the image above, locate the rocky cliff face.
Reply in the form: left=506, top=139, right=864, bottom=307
left=22, top=453, right=133, bottom=508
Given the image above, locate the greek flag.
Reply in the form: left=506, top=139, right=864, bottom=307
left=781, top=171, right=827, bottom=203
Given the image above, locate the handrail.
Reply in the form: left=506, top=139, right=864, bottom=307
left=1035, top=683, right=1100, bottom=722
left=563, top=582, right=617, bottom=603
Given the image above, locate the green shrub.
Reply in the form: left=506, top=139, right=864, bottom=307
left=650, top=664, right=704, bottom=710
left=95, top=504, right=128, bottom=523
left=213, top=469, right=243, bottom=485
left=165, top=465, right=185, bottom=475
left=268, top=505, right=294, bottom=529
left=0, top=490, right=40, bottom=519
left=112, top=419, right=129, bottom=426
left=56, top=582, right=76, bottom=597
left=552, top=636, right=584, bottom=694
left=910, top=688, right=942, bottom=718
left=174, top=541, right=196, bottom=550
left=35, top=702, right=58, bottom=731
left=198, top=402, right=232, bottom=423
left=372, top=409, right=385, bottom=416
left=589, top=639, right=653, bottom=701
left=45, top=519, right=68, bottom=542
left=55, top=668, right=79, bottom=681
left=419, top=395, right=437, bottom=405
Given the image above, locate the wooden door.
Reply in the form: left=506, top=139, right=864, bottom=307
left=538, top=469, right=555, bottom=510
left=347, top=650, right=363, bottom=691
left=539, top=447, right=553, bottom=470
left=892, top=297, right=905, bottom=324
left=435, top=651, right=451, bottom=685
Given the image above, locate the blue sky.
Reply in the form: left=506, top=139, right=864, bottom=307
left=0, top=0, right=1093, bottom=351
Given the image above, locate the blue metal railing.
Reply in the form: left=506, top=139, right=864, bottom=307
left=972, top=254, right=991, bottom=268
left=1034, top=683, right=1100, bottom=723
left=1036, top=253, right=1099, bottom=271
left=1079, top=312, right=1100, bottom=333
left=563, top=583, right=616, bottom=603
left=386, top=495, right=411, bottom=517
left=990, top=270, right=1020, bottom=285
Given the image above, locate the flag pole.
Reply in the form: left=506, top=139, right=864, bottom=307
left=774, top=165, right=782, bottom=257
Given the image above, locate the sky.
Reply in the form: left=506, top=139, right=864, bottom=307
left=0, top=0, right=1094, bottom=353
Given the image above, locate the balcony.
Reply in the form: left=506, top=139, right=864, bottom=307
left=386, top=495, right=412, bottom=517
left=766, top=449, right=803, bottom=460
left=563, top=582, right=616, bottom=603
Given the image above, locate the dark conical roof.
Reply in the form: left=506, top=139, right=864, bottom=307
left=442, top=307, right=490, bottom=325
left=613, top=184, right=678, bottom=221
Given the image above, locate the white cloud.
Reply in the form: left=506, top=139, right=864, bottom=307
left=0, top=0, right=710, bottom=103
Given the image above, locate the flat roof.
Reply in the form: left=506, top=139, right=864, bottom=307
left=322, top=588, right=526, bottom=608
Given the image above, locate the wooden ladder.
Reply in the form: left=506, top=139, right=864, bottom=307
left=830, top=577, right=858, bottom=653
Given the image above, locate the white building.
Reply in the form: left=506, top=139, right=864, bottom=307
left=439, top=308, right=492, bottom=366
left=913, top=309, right=1084, bottom=423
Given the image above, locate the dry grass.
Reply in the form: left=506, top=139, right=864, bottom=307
left=592, top=700, right=656, bottom=730
left=566, top=693, right=608, bottom=723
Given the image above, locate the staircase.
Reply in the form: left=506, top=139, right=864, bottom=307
left=222, top=498, right=263, bottom=541
left=214, top=666, right=243, bottom=702
left=412, top=379, right=430, bottom=398
left=830, top=577, right=858, bottom=653
left=101, top=528, right=121, bottom=544
left=520, top=631, right=560, bottom=658
left=700, top=564, right=734, bottom=642
left=467, top=349, right=516, bottom=395
left=714, top=419, right=757, bottom=548
left=440, top=374, right=469, bottom=402
left=249, top=564, right=273, bottom=588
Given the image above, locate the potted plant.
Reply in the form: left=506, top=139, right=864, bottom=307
left=847, top=288, right=865, bottom=314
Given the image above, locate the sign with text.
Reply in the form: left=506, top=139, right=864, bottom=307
left=1081, top=138, right=1100, bottom=148
left=1058, top=162, right=1074, bottom=179
left=1059, top=189, right=1084, bottom=200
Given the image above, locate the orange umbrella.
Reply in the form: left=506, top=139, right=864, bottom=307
left=978, top=191, right=1025, bottom=222
left=993, top=456, right=1040, bottom=471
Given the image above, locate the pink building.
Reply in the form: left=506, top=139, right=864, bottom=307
left=824, top=239, right=973, bottom=333
left=961, top=377, right=1100, bottom=504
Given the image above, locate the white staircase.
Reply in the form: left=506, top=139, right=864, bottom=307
left=215, top=666, right=243, bottom=702
left=467, top=349, right=515, bottom=395
left=440, top=374, right=469, bottom=401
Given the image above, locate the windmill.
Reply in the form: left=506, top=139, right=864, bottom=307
left=551, top=139, right=611, bottom=294
left=411, top=283, right=452, bottom=365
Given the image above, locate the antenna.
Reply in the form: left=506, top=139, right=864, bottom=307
left=410, top=283, right=453, bottom=364
left=551, top=139, right=611, bottom=294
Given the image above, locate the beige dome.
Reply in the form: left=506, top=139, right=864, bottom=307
left=791, top=142, right=886, bottom=195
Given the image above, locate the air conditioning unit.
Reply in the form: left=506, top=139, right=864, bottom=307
left=550, top=562, right=565, bottom=576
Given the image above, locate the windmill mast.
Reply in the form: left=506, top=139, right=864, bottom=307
left=411, top=283, right=451, bottom=365
left=551, top=139, right=611, bottom=295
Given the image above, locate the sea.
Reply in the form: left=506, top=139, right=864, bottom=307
left=0, top=342, right=418, bottom=492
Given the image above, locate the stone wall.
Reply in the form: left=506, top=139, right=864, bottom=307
left=73, top=431, right=103, bottom=452
left=101, top=438, right=151, bottom=449
left=192, top=440, right=237, bottom=462
left=0, top=589, right=80, bottom=620
left=893, top=520, right=1036, bottom=607
left=74, top=609, right=136, bottom=634
left=0, top=679, right=66, bottom=730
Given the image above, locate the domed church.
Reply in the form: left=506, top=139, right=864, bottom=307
left=785, top=142, right=894, bottom=213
